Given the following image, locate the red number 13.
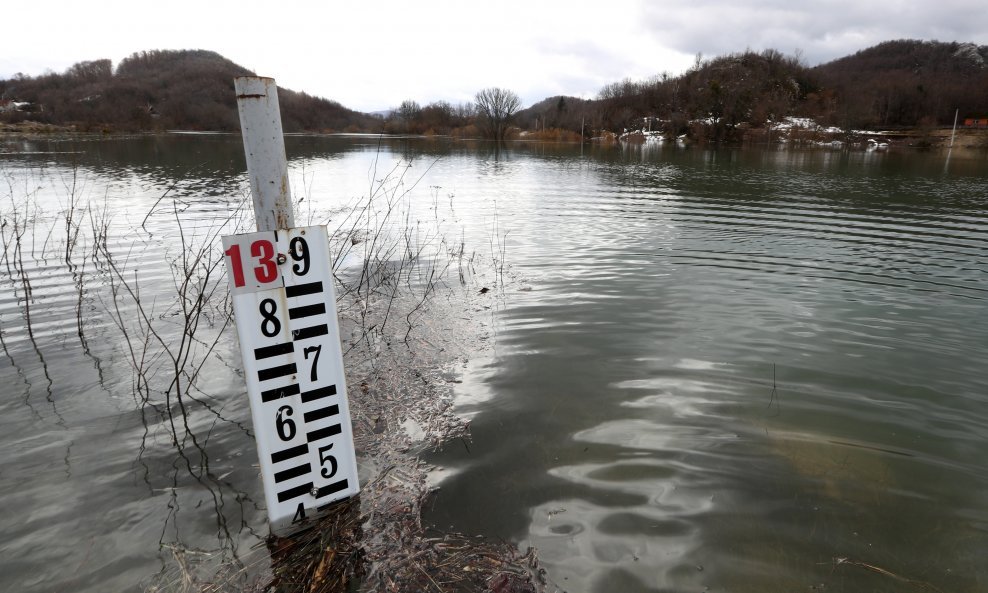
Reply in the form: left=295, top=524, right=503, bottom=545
left=251, top=239, right=278, bottom=283
left=225, top=239, right=279, bottom=287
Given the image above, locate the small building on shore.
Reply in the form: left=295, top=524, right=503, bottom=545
left=0, top=100, right=32, bottom=113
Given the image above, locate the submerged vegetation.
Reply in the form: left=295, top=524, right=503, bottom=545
left=3, top=129, right=987, bottom=593
left=0, top=153, right=543, bottom=592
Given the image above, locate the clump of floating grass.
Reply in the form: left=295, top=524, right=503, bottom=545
left=831, top=557, right=947, bottom=593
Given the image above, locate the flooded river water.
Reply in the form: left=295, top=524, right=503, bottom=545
left=1, top=135, right=987, bottom=592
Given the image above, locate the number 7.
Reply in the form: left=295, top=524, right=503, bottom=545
left=303, top=345, right=322, bottom=382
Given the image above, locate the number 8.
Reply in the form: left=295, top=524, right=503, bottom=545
left=259, top=298, right=281, bottom=337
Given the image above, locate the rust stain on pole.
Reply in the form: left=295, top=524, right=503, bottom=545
left=234, top=76, right=294, bottom=232
left=275, top=174, right=293, bottom=228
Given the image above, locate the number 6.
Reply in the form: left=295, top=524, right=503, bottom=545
left=276, top=406, right=296, bottom=441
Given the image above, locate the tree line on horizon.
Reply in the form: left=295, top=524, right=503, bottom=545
left=2, top=41, right=987, bottom=140
left=513, top=40, right=988, bottom=141
left=0, top=50, right=378, bottom=133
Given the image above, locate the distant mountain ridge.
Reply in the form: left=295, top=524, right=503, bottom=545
left=2, top=41, right=987, bottom=137
left=515, top=39, right=988, bottom=139
left=0, top=49, right=379, bottom=133
left=812, top=40, right=988, bottom=127
left=816, top=40, right=987, bottom=75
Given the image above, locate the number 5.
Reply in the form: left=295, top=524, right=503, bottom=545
left=318, top=443, right=338, bottom=478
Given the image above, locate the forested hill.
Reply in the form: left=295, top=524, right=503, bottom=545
left=812, top=40, right=988, bottom=128
left=0, top=50, right=380, bottom=133
left=4, top=41, right=987, bottom=137
left=520, top=40, right=988, bottom=139
left=572, top=49, right=819, bottom=140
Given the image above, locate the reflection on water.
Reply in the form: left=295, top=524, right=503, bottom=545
left=1, top=136, right=264, bottom=592
left=423, top=142, right=988, bottom=592
left=1, top=135, right=987, bottom=592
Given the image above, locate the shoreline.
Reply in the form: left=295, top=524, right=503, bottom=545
left=4, top=120, right=988, bottom=152
left=618, top=123, right=988, bottom=151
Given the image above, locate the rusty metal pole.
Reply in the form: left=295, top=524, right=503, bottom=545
left=235, top=76, right=295, bottom=231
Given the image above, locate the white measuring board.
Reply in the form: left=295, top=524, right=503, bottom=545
left=222, top=225, right=358, bottom=533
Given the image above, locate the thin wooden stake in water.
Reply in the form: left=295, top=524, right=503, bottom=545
left=950, top=108, right=959, bottom=149
left=945, top=108, right=959, bottom=174
left=235, top=76, right=295, bottom=232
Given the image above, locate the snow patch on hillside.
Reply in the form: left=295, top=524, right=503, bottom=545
left=953, top=43, right=986, bottom=68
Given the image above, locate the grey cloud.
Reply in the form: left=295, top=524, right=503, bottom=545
left=534, top=38, right=647, bottom=79
left=639, top=0, right=988, bottom=66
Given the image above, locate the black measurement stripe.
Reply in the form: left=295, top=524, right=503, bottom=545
left=274, top=463, right=311, bottom=484
left=271, top=443, right=308, bottom=464
left=261, top=383, right=300, bottom=403
left=254, top=342, right=294, bottom=360
left=300, top=384, right=336, bottom=403
left=277, top=482, right=313, bottom=503
left=314, top=479, right=349, bottom=499
left=289, top=303, right=326, bottom=319
left=292, top=324, right=328, bottom=341
left=307, top=424, right=342, bottom=443
left=286, top=282, right=323, bottom=298
left=303, top=404, right=339, bottom=423
left=258, top=363, right=297, bottom=382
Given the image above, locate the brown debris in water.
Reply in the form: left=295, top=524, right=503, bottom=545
left=255, top=291, right=547, bottom=593
left=142, top=169, right=543, bottom=593
left=266, top=500, right=363, bottom=593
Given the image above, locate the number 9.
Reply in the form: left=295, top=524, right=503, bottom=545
left=290, top=237, right=310, bottom=276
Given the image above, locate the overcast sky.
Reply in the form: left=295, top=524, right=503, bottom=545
left=2, top=0, right=986, bottom=113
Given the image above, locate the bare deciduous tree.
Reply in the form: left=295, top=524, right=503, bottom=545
left=474, top=87, right=521, bottom=142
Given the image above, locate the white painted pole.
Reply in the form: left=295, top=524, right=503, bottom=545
left=950, top=108, right=959, bottom=149
left=235, top=77, right=295, bottom=232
